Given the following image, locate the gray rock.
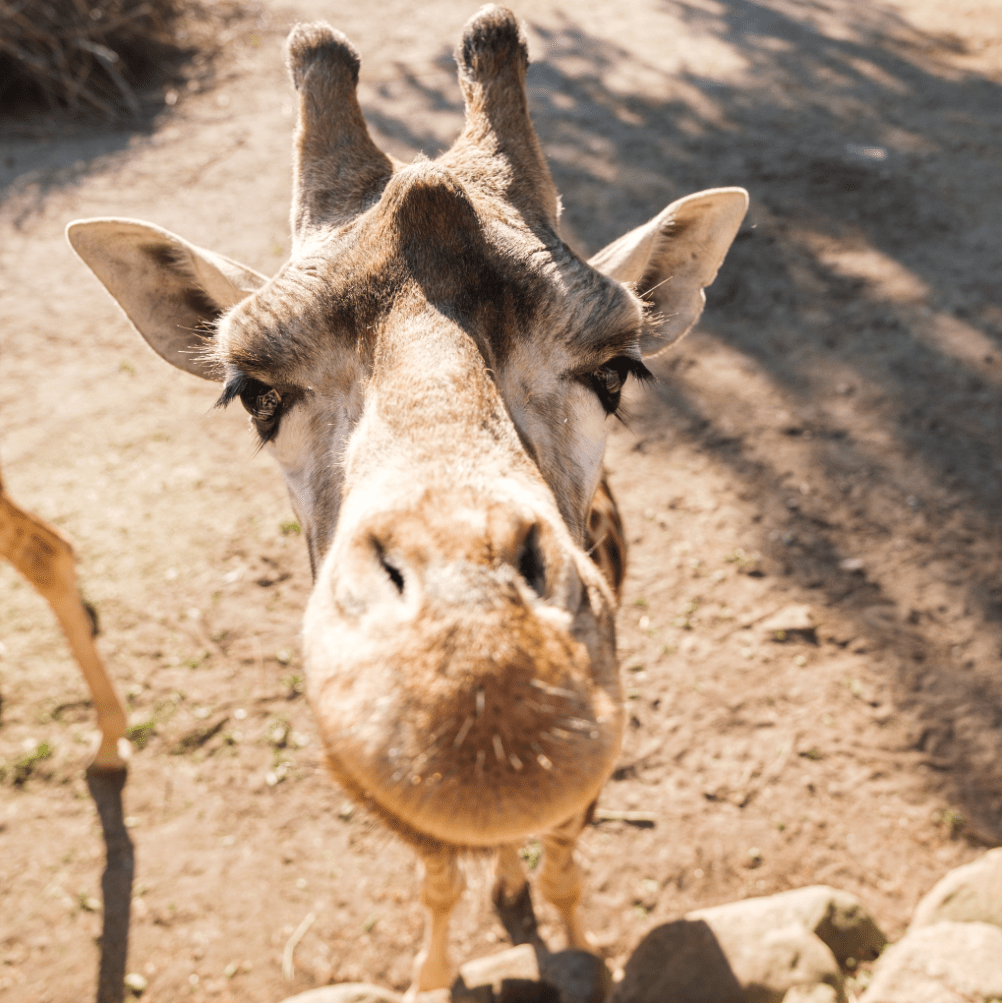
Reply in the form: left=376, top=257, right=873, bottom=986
left=710, top=923, right=844, bottom=1003
left=459, top=945, right=541, bottom=987
left=910, top=847, right=1002, bottom=931
left=453, top=945, right=609, bottom=1003
left=859, top=921, right=1002, bottom=1003
left=278, top=985, right=402, bottom=1003
left=609, top=918, right=843, bottom=1003
left=783, top=987, right=840, bottom=1003
left=760, top=605, right=816, bottom=640
left=689, top=885, right=886, bottom=966
left=453, top=945, right=556, bottom=1003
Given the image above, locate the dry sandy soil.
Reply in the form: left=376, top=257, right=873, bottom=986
left=2, top=1, right=1001, bottom=1000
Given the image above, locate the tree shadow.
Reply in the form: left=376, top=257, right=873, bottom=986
left=0, top=2, right=258, bottom=227
left=362, top=0, right=1002, bottom=842
left=0, top=118, right=153, bottom=229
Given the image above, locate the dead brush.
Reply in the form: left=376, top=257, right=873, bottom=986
left=0, top=0, right=243, bottom=120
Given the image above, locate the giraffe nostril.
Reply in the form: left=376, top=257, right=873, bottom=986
left=371, top=537, right=405, bottom=595
left=380, top=554, right=405, bottom=594
left=516, top=524, right=546, bottom=598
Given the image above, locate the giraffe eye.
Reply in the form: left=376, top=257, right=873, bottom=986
left=587, top=356, right=652, bottom=415
left=238, top=380, right=282, bottom=437
left=594, top=363, right=625, bottom=398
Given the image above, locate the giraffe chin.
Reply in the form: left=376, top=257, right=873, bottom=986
left=320, top=732, right=617, bottom=852
left=315, top=688, right=622, bottom=850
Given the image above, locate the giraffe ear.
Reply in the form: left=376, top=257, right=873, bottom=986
left=67, top=218, right=268, bottom=381
left=589, top=188, right=748, bottom=357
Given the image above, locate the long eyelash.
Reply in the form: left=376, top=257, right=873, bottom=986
left=600, top=356, right=655, bottom=419
left=257, top=417, right=281, bottom=445
left=623, top=357, right=655, bottom=386
left=213, top=371, right=284, bottom=447
left=615, top=359, right=655, bottom=425
left=215, top=371, right=250, bottom=410
left=613, top=401, right=638, bottom=428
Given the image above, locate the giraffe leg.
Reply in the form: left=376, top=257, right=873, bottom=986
left=0, top=492, right=128, bottom=769
left=1, top=487, right=133, bottom=1003
left=408, top=849, right=464, bottom=997
left=492, top=843, right=544, bottom=947
left=494, top=842, right=527, bottom=902
left=538, top=808, right=593, bottom=951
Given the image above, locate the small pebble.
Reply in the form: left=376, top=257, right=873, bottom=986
left=124, top=972, right=147, bottom=994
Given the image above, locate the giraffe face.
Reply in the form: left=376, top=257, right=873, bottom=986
left=212, top=160, right=642, bottom=844
left=67, top=6, right=746, bottom=852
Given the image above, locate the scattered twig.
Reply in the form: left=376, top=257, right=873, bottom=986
left=172, top=715, right=229, bottom=754
left=75, top=39, right=141, bottom=116
left=592, top=808, right=658, bottom=827
left=282, top=910, right=316, bottom=982
left=0, top=0, right=246, bottom=119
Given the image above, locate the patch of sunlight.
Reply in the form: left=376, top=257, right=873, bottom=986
left=818, top=246, right=930, bottom=303
left=919, top=312, right=1001, bottom=378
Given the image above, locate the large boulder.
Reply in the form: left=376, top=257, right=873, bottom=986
left=689, top=886, right=886, bottom=966
left=609, top=917, right=843, bottom=1003
left=858, top=921, right=1002, bottom=1003
left=910, top=847, right=1002, bottom=931
left=609, top=886, right=887, bottom=1003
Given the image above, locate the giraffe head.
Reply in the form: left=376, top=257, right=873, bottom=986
left=68, top=5, right=746, bottom=849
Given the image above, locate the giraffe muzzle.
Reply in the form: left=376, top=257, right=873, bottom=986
left=301, top=493, right=622, bottom=847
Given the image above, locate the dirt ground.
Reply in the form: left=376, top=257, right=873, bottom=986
left=2, top=1, right=1001, bottom=1000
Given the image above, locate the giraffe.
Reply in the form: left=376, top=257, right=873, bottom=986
left=67, top=6, right=747, bottom=993
left=0, top=460, right=133, bottom=1003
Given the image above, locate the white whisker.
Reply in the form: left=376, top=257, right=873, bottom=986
left=453, top=716, right=474, bottom=749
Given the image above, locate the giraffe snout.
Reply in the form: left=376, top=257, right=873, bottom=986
left=328, top=496, right=572, bottom=621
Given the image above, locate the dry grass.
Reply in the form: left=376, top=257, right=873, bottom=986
left=0, top=0, right=242, bottom=119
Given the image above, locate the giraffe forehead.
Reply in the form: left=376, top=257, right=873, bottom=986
left=219, top=164, right=640, bottom=385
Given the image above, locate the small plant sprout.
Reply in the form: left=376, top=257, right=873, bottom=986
left=520, top=839, right=542, bottom=870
